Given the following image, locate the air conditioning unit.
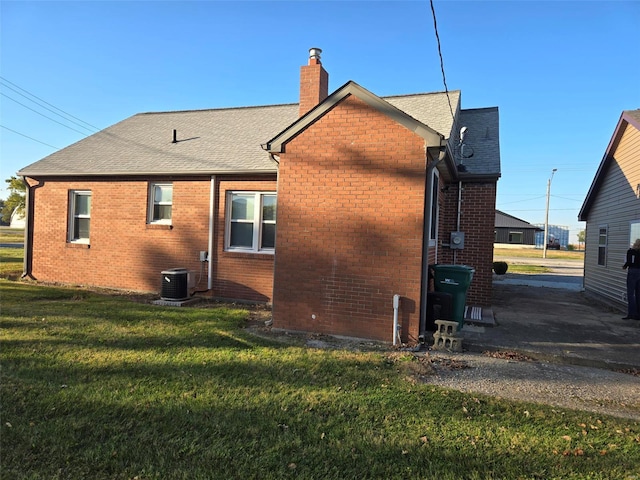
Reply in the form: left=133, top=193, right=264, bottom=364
left=161, top=268, right=189, bottom=301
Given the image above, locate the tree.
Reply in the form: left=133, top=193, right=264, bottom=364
left=577, top=229, right=586, bottom=251
left=1, top=176, right=26, bottom=225
left=0, top=199, right=7, bottom=226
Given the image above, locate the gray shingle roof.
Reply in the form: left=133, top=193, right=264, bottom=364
left=455, top=107, right=501, bottom=178
left=19, top=104, right=300, bottom=176
left=18, top=88, right=499, bottom=178
left=495, top=210, right=541, bottom=229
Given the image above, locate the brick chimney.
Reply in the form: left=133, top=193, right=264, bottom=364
left=299, top=47, right=329, bottom=117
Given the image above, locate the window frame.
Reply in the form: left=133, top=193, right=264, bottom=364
left=508, top=231, right=524, bottom=244
left=225, top=191, right=276, bottom=254
left=148, top=182, right=173, bottom=225
left=629, top=220, right=640, bottom=247
left=68, top=190, right=92, bottom=244
left=597, top=225, right=608, bottom=266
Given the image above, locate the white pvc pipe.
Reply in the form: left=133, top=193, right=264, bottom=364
left=392, top=294, right=400, bottom=346
left=207, top=175, right=216, bottom=290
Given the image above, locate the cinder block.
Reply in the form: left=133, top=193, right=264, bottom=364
left=432, top=319, right=462, bottom=352
left=435, top=320, right=459, bottom=335
left=432, top=332, right=463, bottom=352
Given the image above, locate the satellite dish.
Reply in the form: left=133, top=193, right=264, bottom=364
left=461, top=144, right=474, bottom=159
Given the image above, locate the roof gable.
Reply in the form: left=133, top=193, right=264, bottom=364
left=579, top=110, right=640, bottom=220
left=264, top=81, right=445, bottom=154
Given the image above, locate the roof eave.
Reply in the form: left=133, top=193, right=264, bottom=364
left=579, top=111, right=637, bottom=221
left=18, top=168, right=279, bottom=178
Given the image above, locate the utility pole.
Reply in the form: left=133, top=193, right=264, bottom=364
left=543, top=168, right=557, bottom=259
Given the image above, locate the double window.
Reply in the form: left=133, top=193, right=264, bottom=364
left=226, top=192, right=276, bottom=253
left=68, top=191, right=91, bottom=243
left=148, top=183, right=173, bottom=224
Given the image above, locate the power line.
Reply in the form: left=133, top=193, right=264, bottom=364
left=1, top=93, right=90, bottom=136
left=0, top=124, right=60, bottom=149
left=429, top=0, right=455, bottom=122
left=0, top=76, right=100, bottom=131
left=0, top=81, right=97, bottom=133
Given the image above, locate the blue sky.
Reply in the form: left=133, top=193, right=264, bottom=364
left=1, top=0, right=639, bottom=242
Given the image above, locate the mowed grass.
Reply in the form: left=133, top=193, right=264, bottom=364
left=2, top=281, right=639, bottom=480
left=503, top=264, right=551, bottom=274
left=0, top=247, right=23, bottom=279
left=0, top=227, right=24, bottom=243
left=494, top=248, right=584, bottom=261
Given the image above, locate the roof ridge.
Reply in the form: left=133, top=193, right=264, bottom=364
left=137, top=102, right=298, bottom=116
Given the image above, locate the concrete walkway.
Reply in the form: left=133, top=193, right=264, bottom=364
left=461, top=259, right=640, bottom=372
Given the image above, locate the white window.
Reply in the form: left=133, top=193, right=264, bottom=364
left=630, top=220, right=640, bottom=247
left=598, top=225, right=607, bottom=266
left=148, top=183, right=172, bottom=224
left=68, top=191, right=91, bottom=243
left=226, top=192, right=276, bottom=253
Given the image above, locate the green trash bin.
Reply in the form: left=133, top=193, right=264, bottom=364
left=432, top=264, right=475, bottom=329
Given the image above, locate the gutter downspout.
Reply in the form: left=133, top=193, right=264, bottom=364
left=21, top=177, right=42, bottom=280
left=207, top=175, right=216, bottom=291
left=418, top=145, right=447, bottom=343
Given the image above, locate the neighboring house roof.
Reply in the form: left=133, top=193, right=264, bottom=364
left=18, top=83, right=500, bottom=180
left=10, top=207, right=26, bottom=229
left=579, top=109, right=640, bottom=220
left=495, top=210, right=542, bottom=230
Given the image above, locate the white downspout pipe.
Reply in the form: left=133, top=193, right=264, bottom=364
left=392, top=294, right=401, bottom=346
left=207, top=175, right=216, bottom=290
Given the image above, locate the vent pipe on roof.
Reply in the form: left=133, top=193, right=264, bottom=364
left=172, top=129, right=177, bottom=143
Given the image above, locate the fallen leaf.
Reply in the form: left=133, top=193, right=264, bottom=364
left=562, top=435, right=572, bottom=441
left=420, top=436, right=429, bottom=444
left=288, top=463, right=296, bottom=470
left=5, top=422, right=12, bottom=428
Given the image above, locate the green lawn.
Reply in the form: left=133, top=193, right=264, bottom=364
left=504, top=264, right=552, bottom=274
left=0, top=247, right=23, bottom=279
left=494, top=248, right=584, bottom=262
left=1, top=281, right=638, bottom=479
left=0, top=226, right=24, bottom=243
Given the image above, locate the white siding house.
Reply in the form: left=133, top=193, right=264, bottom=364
left=579, top=110, right=640, bottom=310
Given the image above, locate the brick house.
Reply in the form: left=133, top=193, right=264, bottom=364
left=18, top=49, right=500, bottom=343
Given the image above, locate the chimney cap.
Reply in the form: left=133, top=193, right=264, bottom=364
left=308, top=47, right=322, bottom=63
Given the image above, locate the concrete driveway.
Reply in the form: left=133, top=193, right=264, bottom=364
left=461, top=256, right=640, bottom=371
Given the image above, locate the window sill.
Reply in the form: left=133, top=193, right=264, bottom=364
left=67, top=242, right=90, bottom=249
left=223, top=250, right=275, bottom=259
left=146, top=223, right=173, bottom=230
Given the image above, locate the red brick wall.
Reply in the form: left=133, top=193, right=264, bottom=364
left=213, top=176, right=277, bottom=302
left=273, top=95, right=429, bottom=343
left=437, top=181, right=496, bottom=306
left=27, top=175, right=276, bottom=302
